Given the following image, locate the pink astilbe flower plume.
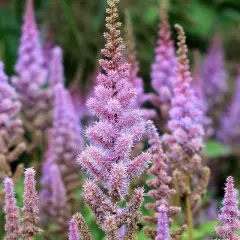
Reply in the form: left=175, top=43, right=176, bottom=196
left=215, top=176, right=240, bottom=240
left=202, top=31, right=227, bottom=125
left=218, top=68, right=240, bottom=151
left=4, top=177, right=20, bottom=240
left=21, top=168, right=40, bottom=239
left=149, top=1, right=177, bottom=120
left=77, top=0, right=151, bottom=238
left=0, top=62, right=26, bottom=178
left=69, top=218, right=79, bottom=240
left=143, top=120, right=185, bottom=239
left=156, top=204, right=170, bottom=240
left=163, top=24, right=204, bottom=169
left=12, top=0, right=52, bottom=151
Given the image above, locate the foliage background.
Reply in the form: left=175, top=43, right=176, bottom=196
left=0, top=0, right=240, bottom=239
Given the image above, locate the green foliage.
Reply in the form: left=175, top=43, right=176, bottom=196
left=204, top=140, right=232, bottom=158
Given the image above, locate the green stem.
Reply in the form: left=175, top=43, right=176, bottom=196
left=186, top=176, right=193, bottom=240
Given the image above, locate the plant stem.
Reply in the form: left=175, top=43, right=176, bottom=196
left=186, top=176, right=193, bottom=240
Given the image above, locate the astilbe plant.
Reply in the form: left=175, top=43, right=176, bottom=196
left=218, top=68, right=240, bottom=152
left=124, top=11, right=156, bottom=120
left=12, top=0, right=52, bottom=152
left=69, top=218, right=79, bottom=240
left=40, top=83, right=84, bottom=235
left=202, top=31, right=227, bottom=127
left=143, top=120, right=186, bottom=240
left=0, top=62, right=26, bottom=179
left=163, top=24, right=210, bottom=240
left=148, top=1, right=177, bottom=121
left=3, top=168, right=40, bottom=240
left=77, top=0, right=151, bottom=239
left=215, top=176, right=240, bottom=240
left=4, top=177, right=20, bottom=240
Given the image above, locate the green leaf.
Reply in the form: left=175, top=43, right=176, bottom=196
left=204, top=140, right=232, bottom=158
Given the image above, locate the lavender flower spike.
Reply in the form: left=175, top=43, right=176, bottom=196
left=69, top=218, right=80, bottom=240
left=163, top=24, right=204, bottom=169
left=78, top=0, right=151, bottom=238
left=215, top=176, right=240, bottom=240
left=4, top=177, right=20, bottom=240
left=149, top=1, right=177, bottom=118
left=218, top=68, right=240, bottom=150
left=202, top=32, right=227, bottom=121
left=156, top=204, right=170, bottom=240
left=49, top=46, right=64, bottom=87
left=22, top=168, right=40, bottom=238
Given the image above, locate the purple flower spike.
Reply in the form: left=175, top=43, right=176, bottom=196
left=218, top=68, right=240, bottom=149
left=4, top=177, right=20, bottom=240
left=22, top=168, right=40, bottom=238
left=69, top=218, right=79, bottom=240
left=202, top=32, right=227, bottom=117
left=49, top=46, right=64, bottom=87
left=215, top=176, right=240, bottom=240
left=149, top=4, right=177, bottom=118
left=156, top=204, right=170, bottom=240
left=163, top=25, right=204, bottom=169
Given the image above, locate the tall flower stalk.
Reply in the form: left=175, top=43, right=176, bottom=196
left=149, top=0, right=177, bottom=121
left=77, top=0, right=151, bottom=239
left=215, top=176, right=240, bottom=240
left=163, top=24, right=210, bottom=240
left=12, top=0, right=52, bottom=152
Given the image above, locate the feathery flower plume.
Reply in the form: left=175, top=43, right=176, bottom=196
left=4, top=177, right=20, bottom=240
left=149, top=0, right=177, bottom=119
left=163, top=24, right=210, bottom=240
left=215, top=176, right=240, bottom=240
left=69, top=218, right=79, bottom=240
left=124, top=11, right=156, bottom=119
left=202, top=32, right=227, bottom=125
left=78, top=0, right=151, bottom=238
left=218, top=68, right=240, bottom=151
left=0, top=62, right=26, bottom=178
left=143, top=120, right=185, bottom=239
left=49, top=46, right=64, bottom=87
left=21, top=168, right=40, bottom=239
left=156, top=204, right=170, bottom=240
left=12, top=0, right=52, bottom=151
left=192, top=50, right=213, bottom=138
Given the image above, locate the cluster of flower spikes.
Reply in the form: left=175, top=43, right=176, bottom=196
left=11, top=0, right=52, bottom=151
left=77, top=0, right=151, bottom=239
left=0, top=62, right=26, bottom=182
left=215, top=176, right=240, bottom=240
left=143, top=120, right=186, bottom=240
left=218, top=68, right=240, bottom=151
left=149, top=1, right=178, bottom=120
left=192, top=50, right=213, bottom=138
left=4, top=168, right=40, bottom=239
left=201, top=31, right=227, bottom=125
left=124, top=10, right=156, bottom=120
left=40, top=83, right=84, bottom=236
left=163, top=25, right=210, bottom=213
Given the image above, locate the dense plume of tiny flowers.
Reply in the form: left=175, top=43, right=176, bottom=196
left=202, top=32, right=227, bottom=117
left=4, top=177, right=20, bottom=240
left=11, top=0, right=52, bottom=133
left=156, top=204, right=170, bottom=240
left=218, top=68, right=240, bottom=150
left=124, top=11, right=156, bottom=119
left=69, top=218, right=80, bottom=240
left=215, top=176, right=240, bottom=239
left=77, top=0, right=151, bottom=238
left=0, top=62, right=26, bottom=178
left=163, top=24, right=204, bottom=169
left=21, top=168, right=40, bottom=238
left=149, top=5, right=177, bottom=118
